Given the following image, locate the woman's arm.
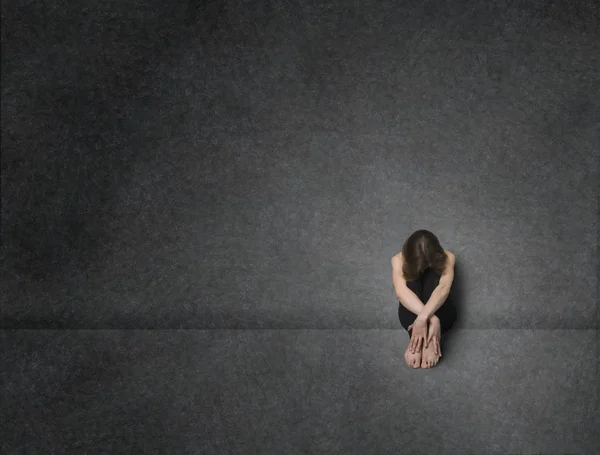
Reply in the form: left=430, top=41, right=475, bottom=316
left=397, top=285, right=427, bottom=316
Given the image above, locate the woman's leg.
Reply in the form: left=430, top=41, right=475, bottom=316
left=421, top=268, right=457, bottom=334
left=418, top=268, right=455, bottom=367
left=397, top=278, right=422, bottom=333
left=398, top=278, right=425, bottom=367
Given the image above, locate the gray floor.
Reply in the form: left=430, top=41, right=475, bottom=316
left=1, top=1, right=598, bottom=454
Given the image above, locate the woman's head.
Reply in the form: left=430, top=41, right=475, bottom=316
left=401, top=230, right=448, bottom=281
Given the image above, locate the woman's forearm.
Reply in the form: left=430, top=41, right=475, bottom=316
left=397, top=287, right=438, bottom=320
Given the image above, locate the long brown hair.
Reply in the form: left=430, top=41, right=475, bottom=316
left=401, top=230, right=448, bottom=281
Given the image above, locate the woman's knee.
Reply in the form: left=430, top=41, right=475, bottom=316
left=421, top=269, right=441, bottom=297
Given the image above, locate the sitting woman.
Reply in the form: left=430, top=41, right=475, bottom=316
left=392, top=230, right=457, bottom=369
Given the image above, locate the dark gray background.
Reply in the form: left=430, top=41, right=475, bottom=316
left=1, top=0, right=598, bottom=453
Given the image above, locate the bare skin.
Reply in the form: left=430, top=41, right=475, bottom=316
left=404, top=318, right=442, bottom=368
left=421, top=318, right=442, bottom=368
left=404, top=343, right=422, bottom=368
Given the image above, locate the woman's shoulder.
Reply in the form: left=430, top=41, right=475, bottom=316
left=393, top=250, right=454, bottom=265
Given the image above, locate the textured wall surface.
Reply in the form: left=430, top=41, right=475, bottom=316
left=1, top=0, right=598, bottom=453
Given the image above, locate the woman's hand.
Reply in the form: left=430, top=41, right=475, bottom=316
left=426, top=317, right=442, bottom=356
left=407, top=317, right=428, bottom=353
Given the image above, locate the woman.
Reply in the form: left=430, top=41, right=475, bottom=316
left=391, top=230, right=457, bottom=369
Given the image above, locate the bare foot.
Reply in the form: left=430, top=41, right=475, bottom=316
left=421, top=341, right=440, bottom=368
left=421, top=319, right=442, bottom=368
left=404, top=343, right=422, bottom=368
